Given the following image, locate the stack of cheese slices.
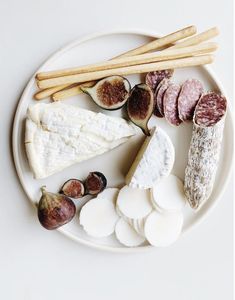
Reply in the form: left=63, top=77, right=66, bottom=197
left=80, top=127, right=187, bottom=247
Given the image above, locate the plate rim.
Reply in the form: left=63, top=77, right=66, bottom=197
left=12, top=28, right=234, bottom=253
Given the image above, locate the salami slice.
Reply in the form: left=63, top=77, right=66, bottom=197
left=184, top=92, right=227, bottom=209
left=145, top=69, right=174, bottom=91
left=178, top=79, right=203, bottom=121
left=163, top=83, right=181, bottom=126
left=155, top=78, right=171, bottom=117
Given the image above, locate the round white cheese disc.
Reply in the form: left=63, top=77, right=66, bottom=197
left=80, top=188, right=119, bottom=238
left=130, top=218, right=146, bottom=237
left=117, top=185, right=152, bottom=219
left=144, top=210, right=183, bottom=247
left=151, top=174, right=186, bottom=212
left=115, top=218, right=145, bottom=247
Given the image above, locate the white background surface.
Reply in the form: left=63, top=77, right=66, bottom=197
left=0, top=0, right=233, bottom=299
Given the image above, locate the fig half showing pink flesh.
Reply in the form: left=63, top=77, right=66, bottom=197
left=84, top=172, right=107, bottom=195
left=127, top=83, right=154, bottom=136
left=60, top=179, right=85, bottom=199
left=38, top=186, right=76, bottom=230
left=81, top=76, right=131, bottom=110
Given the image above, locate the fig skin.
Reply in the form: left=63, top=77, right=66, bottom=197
left=127, top=83, right=154, bottom=135
left=84, top=172, right=107, bottom=195
left=60, top=179, right=85, bottom=199
left=81, top=76, right=131, bottom=110
left=38, top=186, right=76, bottom=230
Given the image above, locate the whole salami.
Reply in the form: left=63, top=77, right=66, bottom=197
left=178, top=79, right=203, bottom=121
left=184, top=92, right=227, bottom=209
left=145, top=69, right=174, bottom=91
left=163, top=83, right=181, bottom=126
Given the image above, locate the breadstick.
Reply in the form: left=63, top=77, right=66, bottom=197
left=38, top=55, right=214, bottom=89
left=52, top=81, right=95, bottom=101
left=34, top=84, right=71, bottom=100
left=37, top=25, right=197, bottom=81
left=169, top=27, right=219, bottom=49
left=37, top=25, right=197, bottom=99
left=116, top=25, right=197, bottom=58
left=36, top=43, right=217, bottom=80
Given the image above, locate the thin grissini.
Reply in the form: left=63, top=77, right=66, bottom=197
left=169, top=27, right=219, bottom=49
left=36, top=25, right=196, bottom=81
left=184, top=92, right=227, bottom=209
left=36, top=25, right=197, bottom=99
left=34, top=84, right=71, bottom=100
left=115, top=25, right=196, bottom=58
left=36, top=43, right=217, bottom=80
left=38, top=55, right=214, bottom=89
left=52, top=81, right=95, bottom=101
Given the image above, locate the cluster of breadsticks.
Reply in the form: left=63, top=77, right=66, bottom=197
left=34, top=26, right=219, bottom=101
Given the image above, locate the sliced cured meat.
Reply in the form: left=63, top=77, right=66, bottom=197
left=145, top=69, right=174, bottom=91
left=154, top=78, right=171, bottom=117
left=163, top=83, right=181, bottom=126
left=178, top=79, right=203, bottom=121
left=194, top=92, right=227, bottom=126
left=184, top=92, right=227, bottom=209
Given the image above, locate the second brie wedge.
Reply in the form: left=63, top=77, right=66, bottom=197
left=125, top=127, right=175, bottom=189
left=25, top=102, right=137, bottom=179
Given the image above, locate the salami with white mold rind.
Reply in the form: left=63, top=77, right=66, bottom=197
left=184, top=92, right=227, bottom=209
left=163, top=83, right=182, bottom=126
left=178, top=79, right=204, bottom=121
left=145, top=69, right=174, bottom=91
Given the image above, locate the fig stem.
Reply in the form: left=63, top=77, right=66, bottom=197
left=40, top=186, right=47, bottom=194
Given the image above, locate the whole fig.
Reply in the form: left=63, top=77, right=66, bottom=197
left=38, top=186, right=76, bottom=230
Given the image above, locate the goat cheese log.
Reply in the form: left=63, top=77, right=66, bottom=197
left=184, top=92, right=227, bottom=209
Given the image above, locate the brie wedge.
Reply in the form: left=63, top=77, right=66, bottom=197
left=125, top=126, right=175, bottom=189
left=25, top=102, right=136, bottom=179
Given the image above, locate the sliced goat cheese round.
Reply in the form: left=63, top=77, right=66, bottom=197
left=80, top=188, right=119, bottom=238
left=117, top=185, right=152, bottom=219
left=125, top=126, right=175, bottom=189
left=130, top=218, right=146, bottom=237
left=115, top=218, right=145, bottom=247
left=144, top=210, right=183, bottom=247
left=151, top=174, right=186, bottom=212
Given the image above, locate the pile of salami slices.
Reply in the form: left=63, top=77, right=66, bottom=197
left=146, top=70, right=204, bottom=126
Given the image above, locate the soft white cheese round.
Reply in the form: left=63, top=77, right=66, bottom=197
left=115, top=218, right=145, bottom=247
left=117, top=185, right=152, bottom=219
left=80, top=188, right=119, bottom=238
left=151, top=174, right=186, bottom=212
left=144, top=210, right=183, bottom=247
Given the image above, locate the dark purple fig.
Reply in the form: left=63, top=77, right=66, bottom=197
left=38, top=186, right=76, bottom=230
left=84, top=172, right=107, bottom=195
left=127, top=83, right=154, bottom=136
left=60, top=179, right=85, bottom=199
left=81, top=76, right=131, bottom=110
left=145, top=69, right=174, bottom=91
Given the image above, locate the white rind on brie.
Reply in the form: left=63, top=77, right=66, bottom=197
left=125, top=126, right=175, bottom=189
left=25, top=102, right=137, bottom=179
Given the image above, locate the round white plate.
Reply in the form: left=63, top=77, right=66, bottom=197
left=13, top=29, right=233, bottom=252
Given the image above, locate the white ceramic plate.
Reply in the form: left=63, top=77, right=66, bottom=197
left=12, top=29, right=233, bottom=252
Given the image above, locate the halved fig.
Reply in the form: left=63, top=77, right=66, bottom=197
left=60, top=179, right=85, bottom=199
left=84, top=172, right=107, bottom=195
left=127, top=83, right=154, bottom=135
left=81, top=76, right=131, bottom=110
